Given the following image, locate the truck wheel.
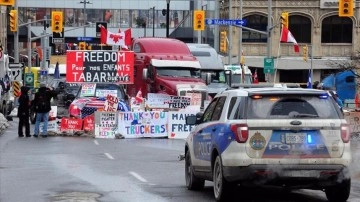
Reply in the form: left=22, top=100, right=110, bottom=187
left=185, top=150, right=205, bottom=190
left=213, top=156, right=232, bottom=202
left=325, top=178, right=351, bottom=202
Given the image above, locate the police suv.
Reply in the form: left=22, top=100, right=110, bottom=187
left=184, top=84, right=351, bottom=202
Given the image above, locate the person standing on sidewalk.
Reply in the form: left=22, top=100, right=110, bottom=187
left=32, top=83, right=57, bottom=138
left=17, top=86, right=31, bottom=137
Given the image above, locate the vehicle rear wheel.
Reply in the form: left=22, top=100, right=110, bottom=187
left=325, top=178, right=351, bottom=202
left=213, top=155, right=232, bottom=202
left=185, top=150, right=205, bottom=190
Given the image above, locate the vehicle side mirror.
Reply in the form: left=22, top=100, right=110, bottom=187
left=186, top=115, right=197, bottom=125
left=225, top=70, right=232, bottom=87
left=205, top=73, right=212, bottom=85
left=142, top=68, right=148, bottom=80
left=195, top=112, right=204, bottom=124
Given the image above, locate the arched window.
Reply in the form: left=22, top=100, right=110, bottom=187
left=289, top=15, right=311, bottom=43
left=242, top=15, right=267, bottom=42
left=321, top=16, right=352, bottom=43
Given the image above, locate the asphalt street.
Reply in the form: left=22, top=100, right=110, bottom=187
left=0, top=118, right=360, bottom=202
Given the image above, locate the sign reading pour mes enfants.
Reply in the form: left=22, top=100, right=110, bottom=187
left=66, top=50, right=134, bottom=84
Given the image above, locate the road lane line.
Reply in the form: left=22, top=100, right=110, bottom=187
left=104, top=153, right=114, bottom=160
left=129, top=171, right=148, bottom=183
left=94, top=140, right=99, bottom=145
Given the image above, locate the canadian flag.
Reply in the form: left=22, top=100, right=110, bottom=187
left=280, top=26, right=299, bottom=53
left=100, top=26, right=132, bottom=46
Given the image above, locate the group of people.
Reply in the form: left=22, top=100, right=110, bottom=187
left=17, top=83, right=57, bottom=138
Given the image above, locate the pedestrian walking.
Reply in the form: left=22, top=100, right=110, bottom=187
left=17, top=86, right=31, bottom=137
left=32, top=83, right=57, bottom=138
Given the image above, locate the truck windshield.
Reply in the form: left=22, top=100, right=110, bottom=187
left=232, top=74, right=253, bottom=84
left=201, top=70, right=226, bottom=83
left=156, top=67, right=200, bottom=78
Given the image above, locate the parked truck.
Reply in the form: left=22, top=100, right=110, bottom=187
left=126, top=38, right=209, bottom=109
left=224, top=65, right=253, bottom=85
left=0, top=54, right=15, bottom=117
left=186, top=43, right=229, bottom=98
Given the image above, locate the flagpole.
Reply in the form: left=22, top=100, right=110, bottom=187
left=273, top=24, right=283, bottom=83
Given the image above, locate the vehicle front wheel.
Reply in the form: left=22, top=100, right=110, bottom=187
left=325, top=178, right=351, bottom=202
left=213, top=155, right=232, bottom=202
left=185, top=150, right=205, bottom=190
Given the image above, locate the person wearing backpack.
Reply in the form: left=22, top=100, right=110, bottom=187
left=17, top=86, right=31, bottom=137
left=32, top=83, right=57, bottom=138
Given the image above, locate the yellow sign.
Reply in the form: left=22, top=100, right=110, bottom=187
left=13, top=81, right=21, bottom=97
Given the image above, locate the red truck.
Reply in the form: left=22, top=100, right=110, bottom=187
left=127, top=37, right=208, bottom=109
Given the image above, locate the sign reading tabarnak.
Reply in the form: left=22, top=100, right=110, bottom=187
left=66, top=50, right=134, bottom=84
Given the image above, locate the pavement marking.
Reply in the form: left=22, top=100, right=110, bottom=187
left=104, top=153, right=114, bottom=160
left=129, top=171, right=148, bottom=183
left=94, top=140, right=99, bottom=145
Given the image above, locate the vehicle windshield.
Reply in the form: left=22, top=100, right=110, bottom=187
left=246, top=94, right=341, bottom=119
left=156, top=67, right=201, bottom=78
left=231, top=74, right=253, bottom=84
left=201, top=70, right=226, bottom=83
left=77, top=83, right=124, bottom=99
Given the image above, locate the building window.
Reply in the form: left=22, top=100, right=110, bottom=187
left=242, top=15, right=267, bottom=43
left=321, top=16, right=352, bottom=43
left=289, top=15, right=311, bottom=43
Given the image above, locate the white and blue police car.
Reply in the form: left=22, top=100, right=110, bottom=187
left=184, top=84, right=351, bottom=202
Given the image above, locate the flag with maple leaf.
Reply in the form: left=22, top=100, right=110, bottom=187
left=100, top=26, right=132, bottom=46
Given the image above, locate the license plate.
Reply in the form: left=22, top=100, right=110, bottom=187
left=282, top=170, right=319, bottom=178
left=285, top=133, right=307, bottom=144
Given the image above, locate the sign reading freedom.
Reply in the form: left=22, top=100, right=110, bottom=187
left=66, top=50, right=134, bottom=84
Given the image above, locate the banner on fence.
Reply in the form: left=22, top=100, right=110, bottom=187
left=118, top=111, right=168, bottom=138
left=168, top=111, right=197, bottom=139
left=95, top=112, right=117, bottom=138
left=60, top=117, right=83, bottom=131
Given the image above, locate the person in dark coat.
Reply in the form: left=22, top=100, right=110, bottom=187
left=18, top=86, right=31, bottom=137
left=32, top=83, right=57, bottom=138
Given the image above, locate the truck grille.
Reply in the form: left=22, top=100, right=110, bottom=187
left=179, top=90, right=207, bottom=110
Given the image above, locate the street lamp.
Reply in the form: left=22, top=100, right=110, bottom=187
left=151, top=6, right=155, bottom=37
left=166, top=0, right=170, bottom=37
left=80, top=1, right=91, bottom=37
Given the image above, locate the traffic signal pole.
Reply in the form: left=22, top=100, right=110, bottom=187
left=14, top=0, right=19, bottom=63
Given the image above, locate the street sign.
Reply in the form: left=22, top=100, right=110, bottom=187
left=40, top=70, right=47, bottom=76
left=205, top=19, right=247, bottom=26
left=263, top=57, right=275, bottom=74
left=25, top=72, right=34, bottom=88
left=9, top=62, right=24, bottom=68
left=52, top=38, right=65, bottom=44
left=96, top=22, right=107, bottom=37
left=10, top=68, right=22, bottom=81
left=77, top=37, right=94, bottom=41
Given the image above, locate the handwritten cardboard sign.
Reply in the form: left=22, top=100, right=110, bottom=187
left=94, top=112, right=117, bottom=138
left=168, top=111, right=198, bottom=139
left=104, top=94, right=119, bottom=112
left=118, top=111, right=168, bottom=138
left=83, top=114, right=95, bottom=131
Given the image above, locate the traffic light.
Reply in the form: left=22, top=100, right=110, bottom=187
left=9, top=10, right=17, bottom=32
left=220, top=31, right=227, bottom=53
left=281, top=12, right=289, bottom=28
left=0, top=0, right=15, bottom=6
left=303, top=45, right=308, bottom=62
left=79, top=42, right=86, bottom=50
left=51, top=11, right=63, bottom=33
left=193, top=10, right=205, bottom=31
left=339, top=0, right=354, bottom=17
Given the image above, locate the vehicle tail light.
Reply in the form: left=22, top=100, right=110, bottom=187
left=341, top=123, right=350, bottom=143
left=69, top=104, right=81, bottom=117
left=230, top=124, right=248, bottom=143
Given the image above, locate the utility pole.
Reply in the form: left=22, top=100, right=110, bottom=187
left=14, top=0, right=19, bottom=63
left=266, top=0, right=272, bottom=82
left=27, top=19, right=31, bottom=73
left=238, top=0, right=243, bottom=64
left=197, top=0, right=201, bottom=43
left=228, top=0, right=232, bottom=65
left=214, top=0, right=220, bottom=51
left=80, top=1, right=91, bottom=37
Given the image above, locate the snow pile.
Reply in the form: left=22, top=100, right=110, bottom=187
left=0, top=113, right=10, bottom=135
